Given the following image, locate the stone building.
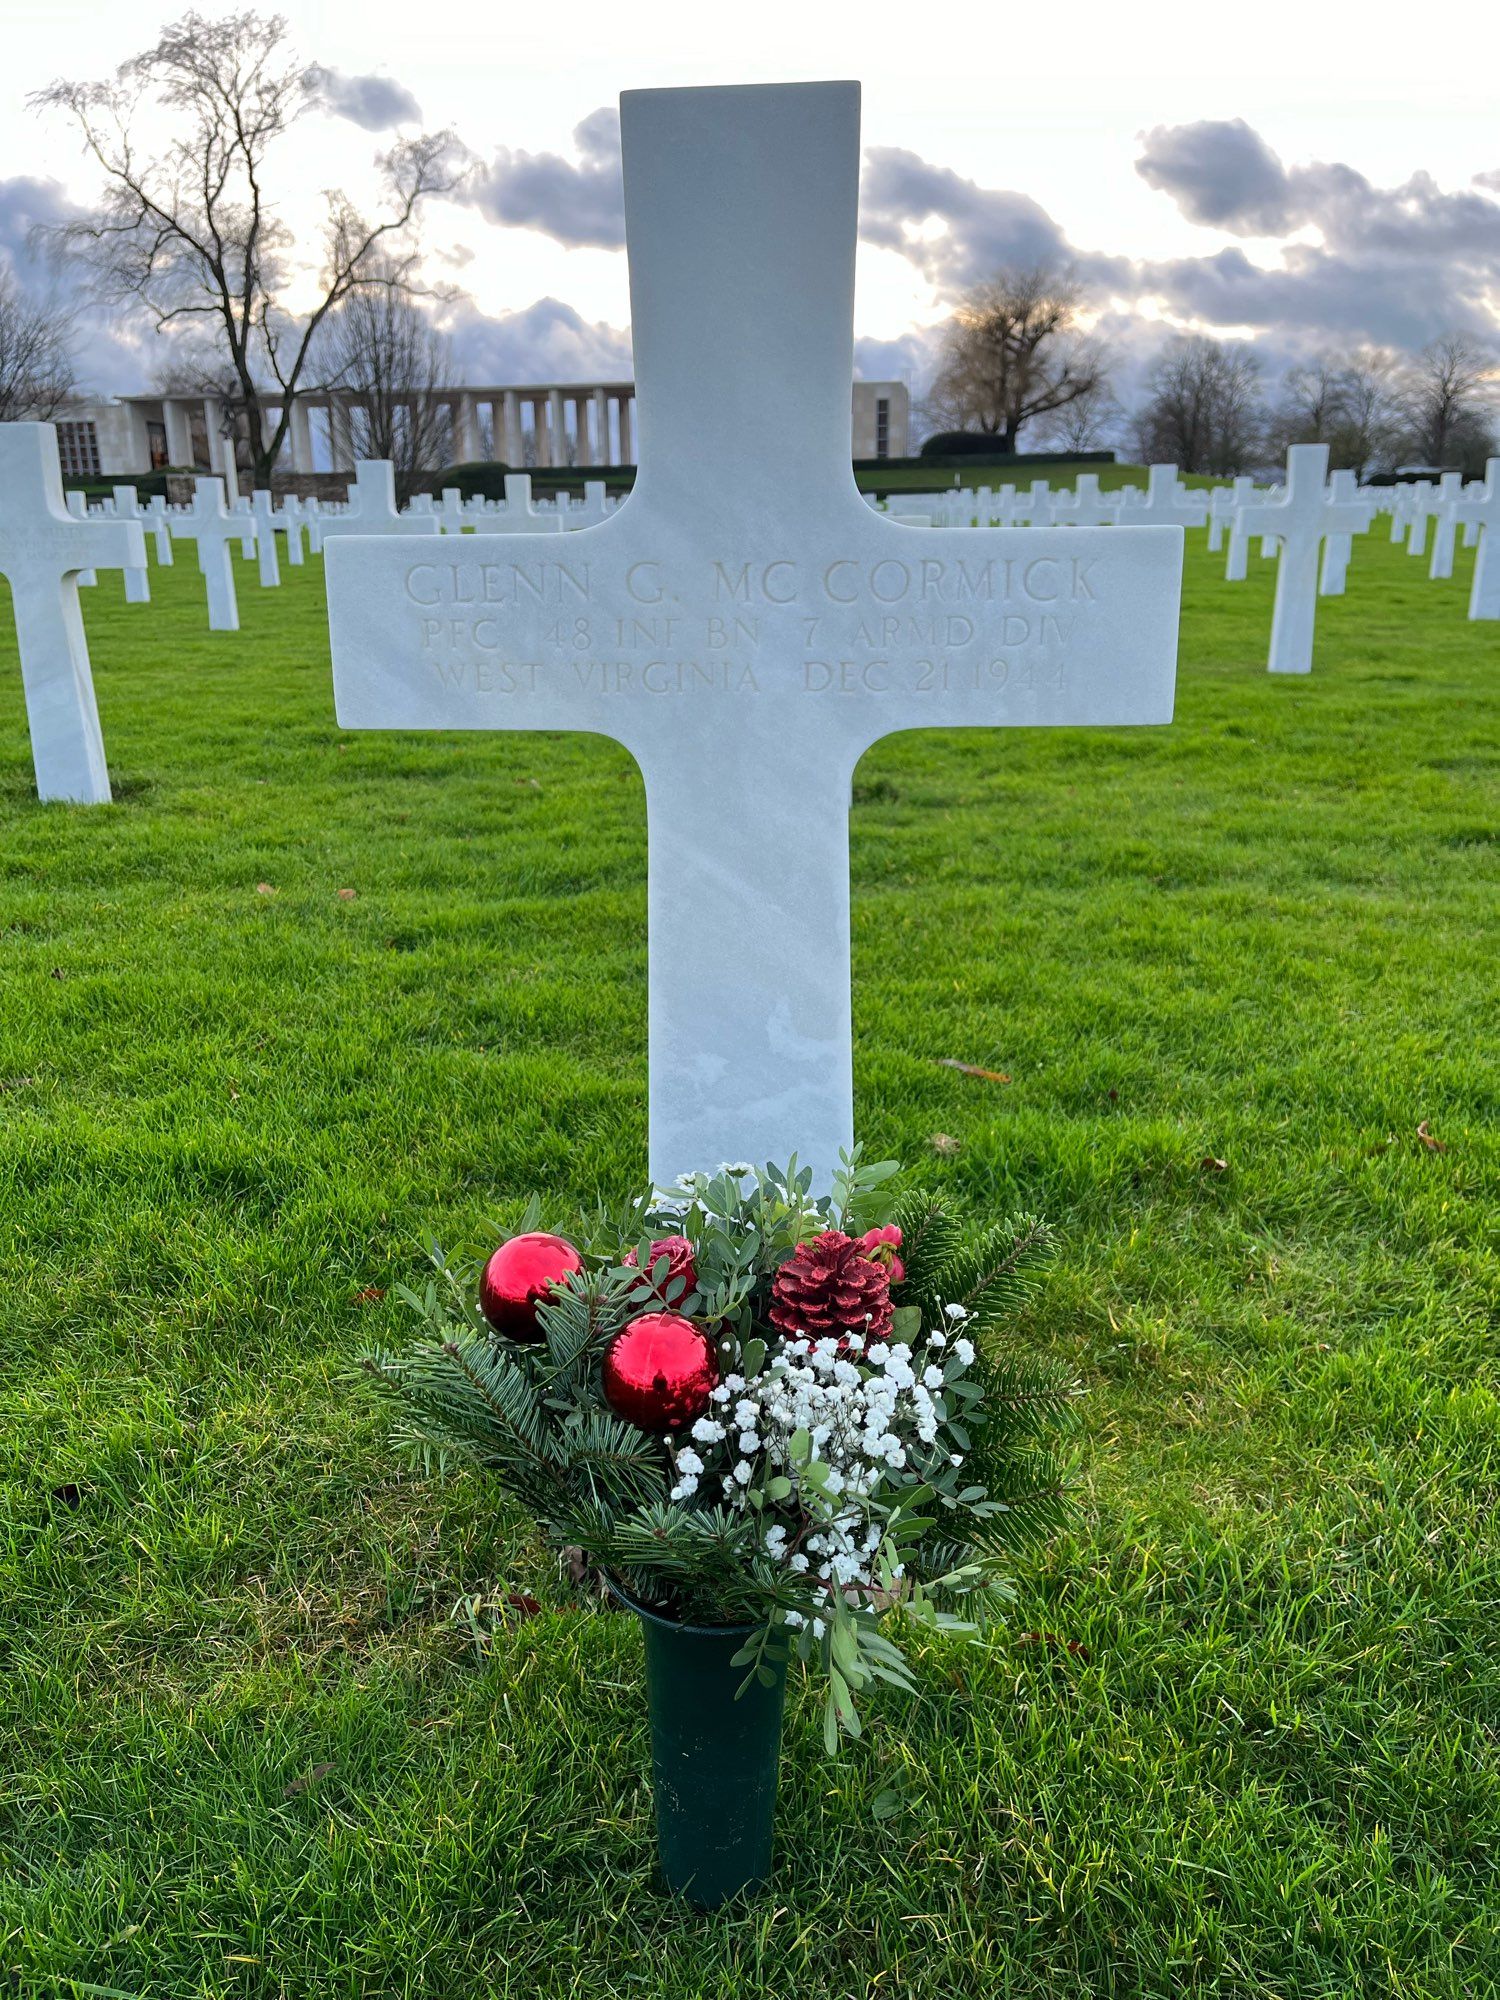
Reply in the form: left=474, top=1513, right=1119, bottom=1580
left=54, top=378, right=910, bottom=487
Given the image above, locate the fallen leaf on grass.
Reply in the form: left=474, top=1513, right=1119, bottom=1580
left=282, top=1762, right=335, bottom=1799
left=937, top=1059, right=1011, bottom=1083
left=255, top=882, right=276, bottom=897
left=505, top=1592, right=544, bottom=1619
left=1199, top=1156, right=1228, bottom=1174
left=336, top=887, right=357, bottom=901
left=930, top=1133, right=962, bottom=1156
left=353, top=1285, right=386, bottom=1305
left=515, top=776, right=542, bottom=790
left=1017, top=1630, right=1093, bottom=1662
left=1416, top=1120, right=1447, bottom=1153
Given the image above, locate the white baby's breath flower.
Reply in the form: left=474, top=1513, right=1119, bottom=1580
left=732, top=1459, right=753, bottom=1486
left=943, top=1302, right=971, bottom=1322
left=954, top=1338, right=976, bottom=1365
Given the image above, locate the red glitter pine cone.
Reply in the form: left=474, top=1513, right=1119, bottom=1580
left=768, top=1230, right=895, bottom=1346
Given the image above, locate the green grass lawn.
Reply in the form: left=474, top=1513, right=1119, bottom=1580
left=1, top=504, right=1497, bottom=1998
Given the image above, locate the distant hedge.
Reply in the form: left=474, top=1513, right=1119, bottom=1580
left=429, top=461, right=635, bottom=501
left=63, top=470, right=183, bottom=501
left=918, top=434, right=1117, bottom=465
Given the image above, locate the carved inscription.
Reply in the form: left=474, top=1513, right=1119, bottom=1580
left=402, top=553, right=1106, bottom=700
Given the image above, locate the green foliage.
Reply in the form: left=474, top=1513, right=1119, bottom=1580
left=357, top=1166, right=1074, bottom=1745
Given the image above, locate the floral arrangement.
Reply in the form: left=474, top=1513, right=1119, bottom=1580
left=361, top=1154, right=1076, bottom=1748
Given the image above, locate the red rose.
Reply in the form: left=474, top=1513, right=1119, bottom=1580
left=623, top=1232, right=698, bottom=1300
left=857, top=1224, right=905, bottom=1286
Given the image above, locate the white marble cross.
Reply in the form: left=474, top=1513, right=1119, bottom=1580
left=562, top=481, right=614, bottom=531
left=249, top=491, right=283, bottom=588
left=108, top=487, right=153, bottom=602
left=1222, top=481, right=1261, bottom=579
left=1057, top=473, right=1121, bottom=528
left=1405, top=480, right=1438, bottom=555
left=169, top=477, right=256, bottom=630
left=0, top=424, right=146, bottom=804
left=1232, top=444, right=1373, bottom=673
left=278, top=494, right=307, bottom=565
left=467, top=474, right=566, bottom=537
left=435, top=487, right=470, bottom=534
left=326, top=81, right=1183, bottom=1187
left=1426, top=472, right=1465, bottom=581
left=144, top=496, right=175, bottom=566
left=317, top=461, right=439, bottom=545
left=64, top=491, right=97, bottom=587
left=1318, top=470, right=1362, bottom=596
left=1130, top=465, right=1211, bottom=531
left=1451, top=457, right=1500, bottom=619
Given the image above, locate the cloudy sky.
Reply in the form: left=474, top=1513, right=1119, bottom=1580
left=3, top=0, right=1498, bottom=398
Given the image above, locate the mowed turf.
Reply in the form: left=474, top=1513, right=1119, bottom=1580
left=0, top=494, right=1496, bottom=1999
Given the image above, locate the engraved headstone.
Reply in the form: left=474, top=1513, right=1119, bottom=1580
left=0, top=423, right=146, bottom=803
left=1231, top=444, right=1373, bottom=673
left=326, top=81, right=1183, bottom=1186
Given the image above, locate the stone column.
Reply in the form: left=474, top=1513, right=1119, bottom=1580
left=451, top=391, right=479, bottom=463
left=546, top=389, right=566, bottom=466
left=591, top=388, right=609, bottom=466
left=288, top=397, right=315, bottom=474
left=163, top=397, right=195, bottom=468
left=329, top=395, right=355, bottom=473
left=501, top=390, right=523, bottom=466
left=617, top=391, right=633, bottom=466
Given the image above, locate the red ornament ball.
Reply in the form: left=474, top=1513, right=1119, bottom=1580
left=479, top=1231, right=584, bottom=1340
left=602, top=1312, right=719, bottom=1433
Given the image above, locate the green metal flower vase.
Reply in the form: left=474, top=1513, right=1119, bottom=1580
left=622, top=1590, right=790, bottom=1908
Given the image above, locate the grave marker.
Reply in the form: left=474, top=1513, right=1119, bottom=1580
left=169, top=477, right=256, bottom=630
left=1427, top=472, right=1465, bottom=581
left=316, top=461, right=440, bottom=544
left=1318, top=470, right=1361, bottom=596
left=1232, top=444, right=1373, bottom=672
left=1451, top=457, right=1500, bottom=619
left=0, top=423, right=146, bottom=803
left=326, top=82, right=1183, bottom=1186
left=250, top=491, right=282, bottom=588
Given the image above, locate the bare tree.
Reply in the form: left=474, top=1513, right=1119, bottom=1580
left=1390, top=333, right=1497, bottom=475
left=321, top=275, right=453, bottom=502
left=1033, top=375, right=1124, bottom=453
left=0, top=270, right=77, bottom=420
left=1132, top=334, right=1265, bottom=474
left=31, top=10, right=464, bottom=489
left=925, top=266, right=1108, bottom=452
left=1328, top=349, right=1399, bottom=480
